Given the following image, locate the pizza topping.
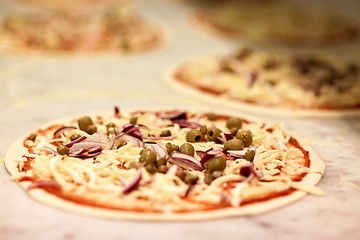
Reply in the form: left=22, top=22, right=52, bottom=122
left=12, top=109, right=324, bottom=214
left=57, top=143, right=70, bottom=155
left=27, top=133, right=37, bottom=142
left=186, top=129, right=204, bottom=143
left=207, top=127, right=222, bottom=142
left=28, top=180, right=62, bottom=191
left=206, top=112, right=219, bottom=121
left=53, top=126, right=77, bottom=139
left=226, top=117, right=243, bottom=131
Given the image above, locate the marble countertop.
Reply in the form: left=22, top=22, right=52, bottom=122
left=1, top=0, right=360, bottom=239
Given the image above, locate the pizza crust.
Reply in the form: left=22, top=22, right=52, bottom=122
left=5, top=107, right=325, bottom=221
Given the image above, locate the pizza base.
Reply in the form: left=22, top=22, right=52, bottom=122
left=165, top=61, right=360, bottom=119
left=5, top=108, right=325, bottom=221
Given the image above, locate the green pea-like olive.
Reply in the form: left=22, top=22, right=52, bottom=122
left=226, top=117, right=243, bottom=130
left=145, top=163, right=157, bottom=174
left=27, top=133, right=37, bottom=142
left=57, top=143, right=70, bottom=155
left=86, top=125, right=97, bottom=135
left=128, top=162, right=140, bottom=169
left=129, top=116, right=138, bottom=124
left=186, top=129, right=203, bottom=143
left=204, top=171, right=222, bottom=185
left=204, top=172, right=212, bottom=185
left=160, top=129, right=171, bottom=137
left=224, top=139, right=244, bottom=151
left=156, top=157, right=168, bottom=167
left=166, top=142, right=179, bottom=155
left=236, top=130, right=253, bottom=147
left=157, top=165, right=169, bottom=174
left=106, top=122, right=116, bottom=128
left=139, top=149, right=157, bottom=164
left=207, top=127, right=221, bottom=142
left=244, top=150, right=256, bottom=162
left=78, top=116, right=94, bottom=132
left=204, top=156, right=226, bottom=173
left=69, top=134, right=81, bottom=142
left=179, top=143, right=195, bottom=156
left=207, top=112, right=218, bottom=121
left=184, top=174, right=199, bottom=185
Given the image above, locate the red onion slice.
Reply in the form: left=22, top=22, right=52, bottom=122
left=86, top=132, right=109, bottom=144
left=227, top=149, right=247, bottom=158
left=240, top=163, right=263, bottom=181
left=105, top=134, right=116, bottom=150
left=159, top=111, right=186, bottom=120
left=166, top=165, right=179, bottom=175
left=42, top=147, right=57, bottom=156
left=69, top=141, right=106, bottom=153
left=69, top=148, right=88, bottom=156
left=146, top=143, right=169, bottom=159
left=171, top=119, right=201, bottom=129
left=65, top=136, right=87, bottom=148
left=184, top=184, right=195, bottom=198
left=88, top=145, right=103, bottom=154
left=217, top=132, right=233, bottom=143
left=114, top=106, right=120, bottom=118
left=169, top=152, right=204, bottom=171
left=122, top=168, right=142, bottom=194
left=275, top=137, right=288, bottom=152
left=28, top=180, right=61, bottom=190
left=143, top=135, right=178, bottom=140
left=116, top=134, right=144, bottom=148
left=53, top=126, right=77, bottom=139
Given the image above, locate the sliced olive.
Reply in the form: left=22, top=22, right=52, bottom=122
left=230, top=127, right=239, bottom=136
left=139, top=149, right=157, bottom=164
left=69, top=134, right=81, bottom=142
left=244, top=150, right=256, bottom=162
left=224, top=139, right=244, bottom=151
left=160, top=129, right=171, bottom=137
left=78, top=116, right=94, bottom=132
left=200, top=125, right=207, bottom=136
left=207, top=127, right=221, bottom=142
left=204, top=156, right=226, bottom=173
left=128, top=162, right=140, bottom=169
left=236, top=130, right=253, bottom=147
left=129, top=116, right=138, bottom=124
left=27, top=133, right=37, bottom=142
left=226, top=117, right=243, bottom=130
left=85, top=125, right=97, bottom=135
left=158, top=165, right=169, bottom=174
left=57, top=143, right=69, bottom=155
left=184, top=174, right=199, bottom=185
left=179, top=143, right=195, bottom=156
left=207, top=112, right=218, bottom=121
left=186, top=129, right=203, bottom=143
left=166, top=142, right=179, bottom=155
left=156, top=157, right=168, bottom=166
left=145, top=163, right=157, bottom=174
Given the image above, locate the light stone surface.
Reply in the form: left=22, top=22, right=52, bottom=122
left=0, top=0, right=360, bottom=239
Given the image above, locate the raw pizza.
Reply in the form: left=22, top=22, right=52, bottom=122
left=0, top=5, right=163, bottom=55
left=169, top=48, right=360, bottom=117
left=192, top=0, right=359, bottom=45
left=5, top=107, right=325, bottom=220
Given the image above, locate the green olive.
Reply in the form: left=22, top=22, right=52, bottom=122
left=236, top=130, right=253, bottom=147
left=184, top=174, right=199, bottom=185
left=57, top=143, right=69, bottom=155
left=224, top=139, right=244, bottom=151
left=204, top=171, right=222, bottom=185
left=129, top=116, right=138, bottom=124
left=204, top=156, right=226, bottom=173
left=207, top=127, right=221, bottom=142
left=200, top=125, right=207, bottom=136
left=117, top=140, right=126, bottom=148
left=85, top=125, right=97, bottom=135
left=27, top=133, right=37, bottom=142
left=69, top=134, right=81, bottom=142
left=128, top=162, right=140, bottom=169
left=207, top=112, right=218, bottom=121
left=226, top=117, right=243, bottom=130
left=78, top=116, right=94, bottom=132
left=179, top=143, right=195, bottom=156
left=139, top=149, right=157, bottom=164
left=160, top=129, right=171, bottom=137
left=186, top=129, right=203, bottom=143
left=157, top=165, right=169, bottom=174
left=166, top=142, right=179, bottom=155
left=106, top=122, right=116, bottom=128
left=244, top=150, right=256, bottom=162
left=156, top=157, right=168, bottom=166
left=145, top=163, right=157, bottom=174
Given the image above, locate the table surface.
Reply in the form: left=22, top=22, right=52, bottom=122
left=0, top=0, right=360, bottom=239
